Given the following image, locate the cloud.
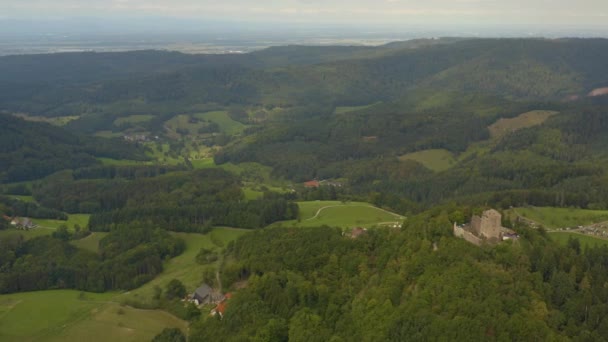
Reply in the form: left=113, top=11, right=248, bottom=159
left=1, top=0, right=607, bottom=27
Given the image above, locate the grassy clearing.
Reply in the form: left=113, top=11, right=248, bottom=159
left=243, top=188, right=264, bottom=200
left=94, top=131, right=123, bottom=139
left=512, top=207, right=608, bottom=229
left=193, top=111, right=246, bottom=136
left=12, top=113, right=79, bottom=126
left=191, top=158, right=215, bottom=169
left=145, top=143, right=183, bottom=165
left=124, top=228, right=250, bottom=305
left=334, top=102, right=380, bottom=114
left=0, top=290, right=186, bottom=342
left=274, top=201, right=404, bottom=229
left=488, top=110, right=558, bottom=139
left=33, top=214, right=90, bottom=230
left=8, top=195, right=36, bottom=203
left=0, top=228, right=53, bottom=240
left=98, top=158, right=145, bottom=166
left=113, top=115, right=154, bottom=127
left=70, top=232, right=109, bottom=253
left=550, top=232, right=608, bottom=249
left=399, top=149, right=456, bottom=172
left=164, top=115, right=201, bottom=138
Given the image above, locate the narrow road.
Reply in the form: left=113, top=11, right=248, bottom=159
left=305, top=205, right=405, bottom=221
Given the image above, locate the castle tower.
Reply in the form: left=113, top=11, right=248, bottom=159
left=480, top=209, right=501, bottom=240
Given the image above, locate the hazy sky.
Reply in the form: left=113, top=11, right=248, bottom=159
left=2, top=0, right=608, bottom=30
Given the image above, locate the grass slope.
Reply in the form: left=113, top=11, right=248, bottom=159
left=113, top=115, right=154, bottom=127
left=276, top=201, right=404, bottom=228
left=512, top=207, right=608, bottom=229
left=193, top=111, right=246, bottom=136
left=33, top=214, right=90, bottom=230
left=124, top=228, right=250, bottom=305
left=70, top=232, right=109, bottom=253
left=7, top=195, right=36, bottom=203
left=398, top=149, right=456, bottom=172
left=334, top=103, right=381, bottom=114
left=488, top=110, right=558, bottom=139
left=0, top=290, right=186, bottom=342
left=550, top=232, right=608, bottom=249
left=0, top=228, right=53, bottom=240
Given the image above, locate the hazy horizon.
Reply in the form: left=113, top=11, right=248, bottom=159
left=1, top=1, right=608, bottom=56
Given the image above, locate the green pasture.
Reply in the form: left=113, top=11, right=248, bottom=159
left=488, top=110, right=558, bottom=139
left=113, top=115, right=154, bottom=127
left=275, top=201, right=404, bottom=228
left=0, top=228, right=53, bottom=241
left=549, top=232, right=608, bottom=249
left=512, top=207, right=608, bottom=229
left=190, top=158, right=215, bottom=169
left=98, top=157, right=145, bottom=166
left=193, top=111, right=246, bottom=136
left=0, top=290, right=186, bottom=342
left=398, top=149, right=456, bottom=172
left=8, top=195, right=36, bottom=203
left=70, top=232, right=109, bottom=253
left=334, top=102, right=380, bottom=114
left=33, top=214, right=90, bottom=230
left=123, top=228, right=250, bottom=305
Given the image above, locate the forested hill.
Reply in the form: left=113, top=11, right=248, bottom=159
left=190, top=210, right=608, bottom=341
left=2, top=38, right=608, bottom=118
left=0, top=114, right=148, bottom=183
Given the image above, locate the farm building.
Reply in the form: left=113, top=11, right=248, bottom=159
left=10, top=217, right=36, bottom=230
left=304, top=180, right=320, bottom=188
left=191, top=284, right=224, bottom=306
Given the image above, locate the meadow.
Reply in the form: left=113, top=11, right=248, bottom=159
left=6, top=195, right=36, bottom=203
left=98, top=157, right=146, bottom=166
left=511, top=207, right=608, bottom=229
left=398, top=149, right=456, bottom=172
left=549, top=232, right=608, bottom=248
left=70, top=232, right=108, bottom=253
left=33, top=214, right=91, bottom=230
left=0, top=290, right=186, bottom=342
left=275, top=201, right=405, bottom=228
left=0, top=228, right=53, bottom=240
left=124, top=228, right=250, bottom=305
left=193, top=111, right=246, bottom=136
left=488, top=110, right=558, bottom=139
left=334, top=102, right=381, bottom=114
left=113, top=115, right=154, bottom=127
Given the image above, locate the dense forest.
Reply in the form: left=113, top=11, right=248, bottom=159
left=0, top=114, right=148, bottom=183
left=0, top=226, right=184, bottom=293
left=190, top=208, right=608, bottom=341
left=32, top=168, right=298, bottom=231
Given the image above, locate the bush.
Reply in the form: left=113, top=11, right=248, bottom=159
left=165, top=279, right=186, bottom=300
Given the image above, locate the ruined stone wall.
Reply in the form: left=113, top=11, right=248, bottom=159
left=453, top=224, right=482, bottom=246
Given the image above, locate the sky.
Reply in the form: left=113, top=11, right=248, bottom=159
left=1, top=0, right=608, bottom=35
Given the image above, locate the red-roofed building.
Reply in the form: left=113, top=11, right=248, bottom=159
left=211, top=293, right=233, bottom=318
left=304, top=180, right=320, bottom=188
left=349, top=227, right=367, bottom=239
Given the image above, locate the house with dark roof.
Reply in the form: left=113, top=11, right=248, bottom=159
left=191, top=283, right=224, bottom=306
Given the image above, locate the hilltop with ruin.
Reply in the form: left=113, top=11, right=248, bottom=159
left=453, top=209, right=518, bottom=245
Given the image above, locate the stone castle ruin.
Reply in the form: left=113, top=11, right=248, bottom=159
left=454, top=209, right=513, bottom=245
